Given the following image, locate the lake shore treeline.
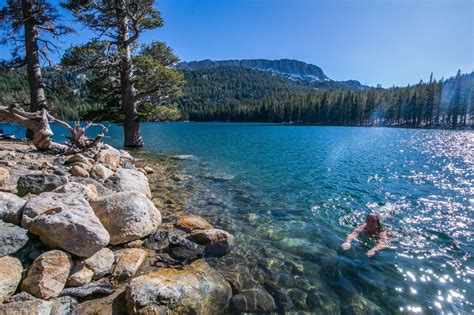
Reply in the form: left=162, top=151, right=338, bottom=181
left=1, top=66, right=472, bottom=129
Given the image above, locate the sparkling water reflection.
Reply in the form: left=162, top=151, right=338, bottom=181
left=3, top=122, right=472, bottom=313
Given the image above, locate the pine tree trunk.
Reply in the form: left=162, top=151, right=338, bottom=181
left=116, top=0, right=143, bottom=147
left=21, top=0, right=47, bottom=112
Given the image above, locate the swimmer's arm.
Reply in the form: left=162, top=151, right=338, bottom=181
left=341, top=225, right=365, bottom=250
left=367, top=231, right=389, bottom=257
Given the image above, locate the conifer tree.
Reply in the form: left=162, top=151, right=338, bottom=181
left=0, top=0, right=72, bottom=112
left=62, top=0, right=183, bottom=147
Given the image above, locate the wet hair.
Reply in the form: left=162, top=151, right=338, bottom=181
left=366, top=214, right=382, bottom=231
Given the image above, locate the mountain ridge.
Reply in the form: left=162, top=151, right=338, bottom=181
left=176, top=58, right=368, bottom=90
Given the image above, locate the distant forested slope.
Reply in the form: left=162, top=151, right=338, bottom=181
left=0, top=67, right=102, bottom=121
left=0, top=65, right=472, bottom=128
left=177, top=67, right=473, bottom=128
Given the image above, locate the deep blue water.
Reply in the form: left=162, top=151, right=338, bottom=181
left=3, top=122, right=473, bottom=313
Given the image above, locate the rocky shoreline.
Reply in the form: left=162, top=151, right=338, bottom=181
left=0, top=140, right=235, bottom=314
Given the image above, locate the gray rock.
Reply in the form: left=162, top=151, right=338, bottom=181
left=1, top=292, right=78, bottom=315
left=0, top=192, right=26, bottom=225
left=104, top=169, right=151, bottom=198
left=69, top=165, right=89, bottom=178
left=89, top=191, right=161, bottom=245
left=66, top=154, right=93, bottom=168
left=90, top=163, right=114, bottom=181
left=126, top=259, right=232, bottom=314
left=73, top=177, right=114, bottom=196
left=83, top=247, right=115, bottom=280
left=169, top=235, right=204, bottom=262
left=67, top=263, right=94, bottom=287
left=0, top=256, right=23, bottom=303
left=53, top=182, right=98, bottom=201
left=0, top=221, right=28, bottom=257
left=60, top=279, right=114, bottom=298
left=21, top=192, right=109, bottom=257
left=144, top=229, right=169, bottom=251
left=96, top=147, right=121, bottom=170
left=0, top=167, right=9, bottom=187
left=17, top=174, right=67, bottom=196
left=112, top=248, right=148, bottom=283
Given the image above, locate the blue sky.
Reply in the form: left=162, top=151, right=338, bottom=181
left=1, top=0, right=472, bottom=87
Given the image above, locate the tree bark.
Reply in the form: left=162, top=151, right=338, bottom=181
left=21, top=0, right=47, bottom=112
left=116, top=0, right=143, bottom=148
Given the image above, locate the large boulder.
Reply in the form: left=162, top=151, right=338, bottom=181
left=53, top=182, right=98, bottom=201
left=0, top=221, right=28, bottom=257
left=16, top=174, right=67, bottom=196
left=126, top=259, right=232, bottom=314
left=112, top=248, right=148, bottom=283
left=104, top=169, right=151, bottom=198
left=0, top=256, right=23, bottom=303
left=20, top=250, right=72, bottom=299
left=189, top=228, right=234, bottom=256
left=83, top=247, right=115, bottom=280
left=21, top=192, right=109, bottom=257
left=175, top=215, right=213, bottom=232
left=0, top=192, right=26, bottom=225
left=90, top=163, right=114, bottom=181
left=90, top=191, right=161, bottom=245
left=0, top=292, right=78, bottom=315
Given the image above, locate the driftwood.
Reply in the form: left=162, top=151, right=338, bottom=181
left=0, top=105, right=107, bottom=153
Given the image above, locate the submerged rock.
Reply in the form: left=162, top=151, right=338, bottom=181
left=189, top=228, right=234, bottom=256
left=105, top=169, right=151, bottom=198
left=112, top=248, right=148, bottom=283
left=126, top=259, right=232, bottom=314
left=83, top=247, right=115, bottom=280
left=0, top=192, right=26, bottom=225
left=21, top=250, right=72, bottom=299
left=16, top=174, right=67, bottom=196
left=0, top=221, right=28, bottom=256
left=21, top=192, right=109, bottom=257
left=90, top=191, right=161, bottom=245
left=175, top=214, right=213, bottom=232
left=0, top=256, right=23, bottom=303
left=230, top=286, right=276, bottom=313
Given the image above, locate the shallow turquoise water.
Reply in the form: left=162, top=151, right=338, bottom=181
left=4, top=122, right=473, bottom=313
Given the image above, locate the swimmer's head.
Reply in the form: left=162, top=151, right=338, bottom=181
left=366, top=214, right=382, bottom=232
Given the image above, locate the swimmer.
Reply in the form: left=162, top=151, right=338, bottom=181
left=341, top=214, right=389, bottom=257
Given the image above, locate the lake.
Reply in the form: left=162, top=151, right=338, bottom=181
left=3, top=122, right=473, bottom=313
